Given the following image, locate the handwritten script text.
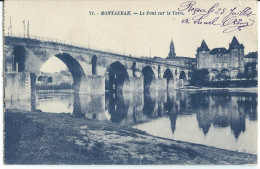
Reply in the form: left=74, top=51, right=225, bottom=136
left=178, top=1, right=256, bottom=33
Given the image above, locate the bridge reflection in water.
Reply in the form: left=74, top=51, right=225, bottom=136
left=5, top=89, right=257, bottom=154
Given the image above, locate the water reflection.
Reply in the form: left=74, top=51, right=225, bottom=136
left=165, top=94, right=177, bottom=134
left=105, top=91, right=130, bottom=123
left=36, top=93, right=74, bottom=113
left=73, top=94, right=84, bottom=117
left=5, top=94, right=36, bottom=112
left=132, top=93, right=144, bottom=123
left=76, top=94, right=107, bottom=121
left=142, top=91, right=156, bottom=118
left=6, top=89, right=257, bottom=154
left=189, top=91, right=256, bottom=139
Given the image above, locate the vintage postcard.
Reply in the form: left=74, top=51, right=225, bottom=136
left=3, top=0, right=258, bottom=165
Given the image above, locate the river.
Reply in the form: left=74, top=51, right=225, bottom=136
left=6, top=89, right=257, bottom=154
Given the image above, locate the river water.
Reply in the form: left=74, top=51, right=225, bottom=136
left=6, top=89, right=257, bottom=154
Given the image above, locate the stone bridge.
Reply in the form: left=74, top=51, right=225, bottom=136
left=4, top=35, right=191, bottom=99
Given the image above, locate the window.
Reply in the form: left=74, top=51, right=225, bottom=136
left=158, top=66, right=161, bottom=78
left=92, top=55, right=97, bottom=75
left=132, top=62, right=136, bottom=77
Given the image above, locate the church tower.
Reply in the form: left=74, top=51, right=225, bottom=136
left=168, top=39, right=176, bottom=59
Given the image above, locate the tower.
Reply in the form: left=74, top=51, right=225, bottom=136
left=196, top=39, right=210, bottom=69
left=168, top=39, right=176, bottom=59
left=229, top=36, right=244, bottom=71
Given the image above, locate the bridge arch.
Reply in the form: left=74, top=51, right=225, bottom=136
left=142, top=66, right=156, bottom=91
left=142, top=91, right=156, bottom=117
left=106, top=91, right=130, bottom=123
left=210, top=69, right=219, bottom=81
left=179, top=71, right=187, bottom=80
left=13, top=46, right=26, bottom=72
left=53, top=53, right=85, bottom=92
left=221, top=69, right=230, bottom=76
left=163, top=68, right=173, bottom=90
left=91, top=55, right=97, bottom=75
left=210, top=69, right=219, bottom=74
left=105, top=61, right=130, bottom=92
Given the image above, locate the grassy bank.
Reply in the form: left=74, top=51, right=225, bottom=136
left=4, top=109, right=257, bottom=165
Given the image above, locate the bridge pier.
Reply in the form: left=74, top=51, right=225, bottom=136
left=157, top=91, right=167, bottom=116
left=122, top=79, right=132, bottom=93
left=157, top=78, right=167, bottom=91
left=130, top=77, right=143, bottom=92
left=167, top=78, right=174, bottom=91
left=177, top=79, right=184, bottom=88
left=149, top=78, right=157, bottom=91
left=5, top=72, right=36, bottom=111
left=79, top=75, right=105, bottom=94
left=82, top=94, right=106, bottom=120
left=167, top=78, right=184, bottom=90
left=5, top=72, right=36, bottom=101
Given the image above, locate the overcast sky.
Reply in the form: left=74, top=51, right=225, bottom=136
left=4, top=0, right=258, bottom=59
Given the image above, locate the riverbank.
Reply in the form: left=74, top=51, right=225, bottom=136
left=183, top=86, right=257, bottom=92
left=4, top=109, right=257, bottom=165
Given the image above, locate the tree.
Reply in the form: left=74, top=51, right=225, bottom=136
left=215, top=73, right=230, bottom=81
left=190, top=69, right=209, bottom=86
left=244, top=62, right=257, bottom=80
left=237, top=72, right=246, bottom=79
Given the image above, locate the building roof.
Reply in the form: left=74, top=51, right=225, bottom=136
left=229, top=36, right=244, bottom=50
left=245, top=51, right=258, bottom=58
left=197, top=40, right=210, bottom=52
left=209, top=48, right=229, bottom=55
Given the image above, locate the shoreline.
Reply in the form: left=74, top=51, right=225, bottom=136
left=4, top=109, right=257, bottom=164
left=182, top=86, right=258, bottom=92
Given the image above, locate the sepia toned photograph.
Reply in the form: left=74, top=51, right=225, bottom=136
left=3, top=0, right=258, bottom=165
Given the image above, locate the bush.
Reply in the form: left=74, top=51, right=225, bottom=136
left=190, top=69, right=209, bottom=87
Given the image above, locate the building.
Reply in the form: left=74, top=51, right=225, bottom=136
left=244, top=51, right=258, bottom=64
left=36, top=70, right=73, bottom=89
left=196, top=36, right=245, bottom=79
left=244, top=51, right=258, bottom=78
left=151, top=39, right=196, bottom=80
left=167, top=39, right=176, bottom=59
left=166, top=39, right=196, bottom=69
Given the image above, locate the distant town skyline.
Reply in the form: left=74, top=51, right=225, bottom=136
left=4, top=0, right=258, bottom=59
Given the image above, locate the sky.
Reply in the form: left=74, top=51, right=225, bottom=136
left=40, top=57, right=67, bottom=73
left=4, top=0, right=258, bottom=61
